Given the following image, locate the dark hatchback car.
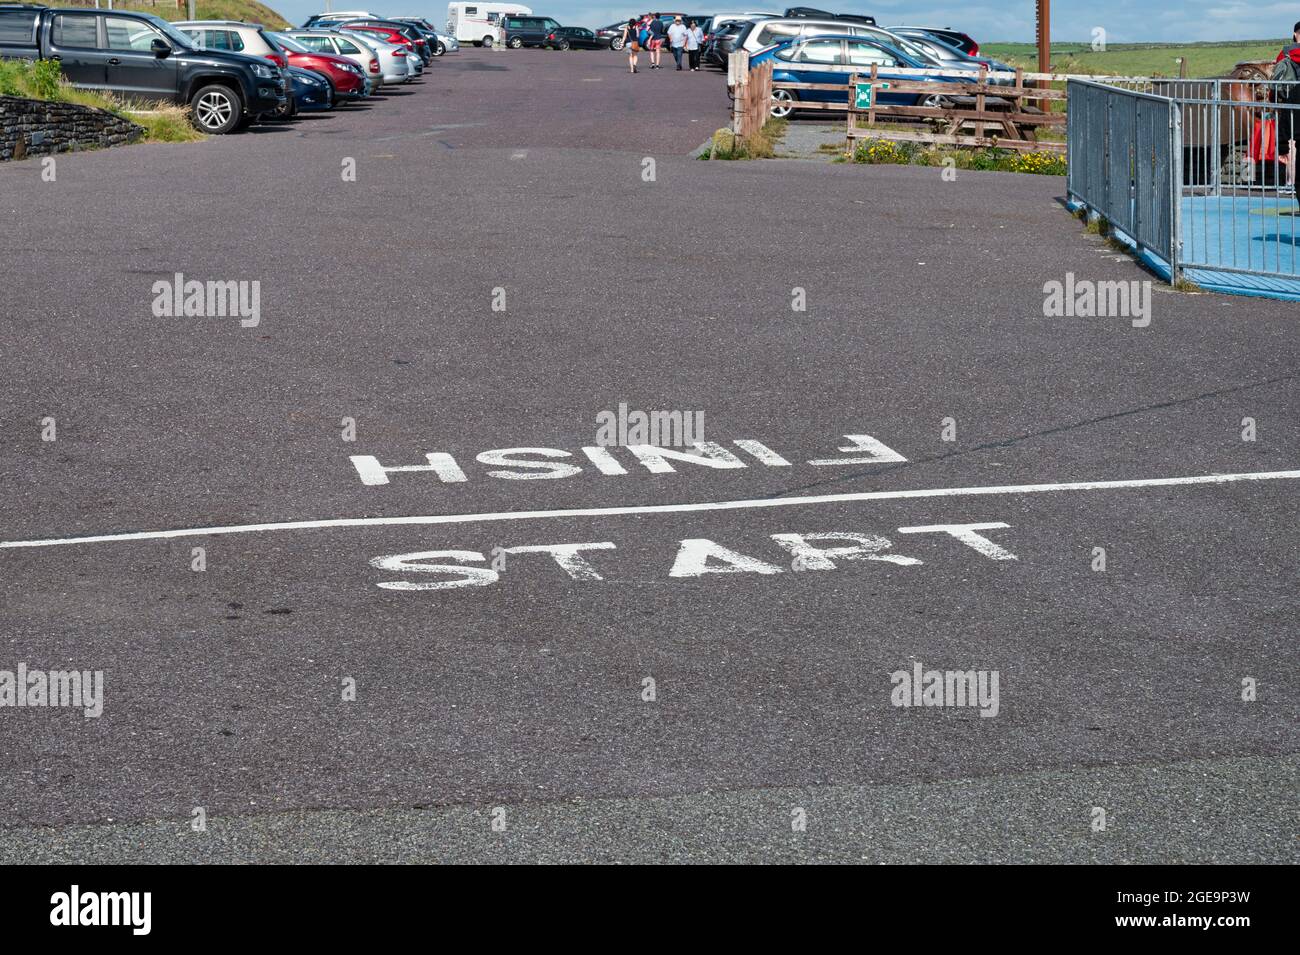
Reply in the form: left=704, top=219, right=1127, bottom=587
left=543, top=26, right=607, bottom=50
left=501, top=15, right=560, bottom=49
left=703, top=20, right=748, bottom=66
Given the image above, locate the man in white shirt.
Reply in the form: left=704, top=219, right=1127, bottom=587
left=666, top=16, right=688, bottom=71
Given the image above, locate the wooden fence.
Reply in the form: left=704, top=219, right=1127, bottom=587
left=728, top=51, right=773, bottom=139
left=727, top=52, right=1090, bottom=154
left=845, top=63, right=1066, bottom=152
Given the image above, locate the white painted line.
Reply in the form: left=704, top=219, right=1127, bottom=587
left=2, top=469, right=1296, bottom=551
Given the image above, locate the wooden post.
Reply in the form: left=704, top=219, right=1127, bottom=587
left=846, top=71, right=858, bottom=147
left=867, top=63, right=878, bottom=127
left=1036, top=0, right=1050, bottom=74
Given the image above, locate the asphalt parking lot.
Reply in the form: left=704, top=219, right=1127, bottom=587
left=0, top=48, right=1296, bottom=864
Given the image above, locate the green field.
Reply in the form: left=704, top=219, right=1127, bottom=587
left=982, top=40, right=1287, bottom=78
left=58, top=0, right=292, bottom=29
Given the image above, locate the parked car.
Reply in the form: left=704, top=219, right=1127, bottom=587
left=500, top=14, right=560, bottom=49
left=737, top=18, right=938, bottom=63
left=283, top=65, right=333, bottom=116
left=288, top=29, right=408, bottom=85
left=338, top=19, right=430, bottom=64
left=888, top=27, right=1012, bottom=75
left=303, top=11, right=380, bottom=27
left=282, top=29, right=384, bottom=85
left=750, top=34, right=963, bottom=118
left=433, top=30, right=459, bottom=55
left=544, top=27, right=607, bottom=50
left=266, top=32, right=370, bottom=103
left=596, top=21, right=629, bottom=51
left=782, top=7, right=875, bottom=26
left=391, top=17, right=457, bottom=56
left=0, top=6, right=286, bottom=133
left=708, top=11, right=780, bottom=35
left=888, top=25, right=980, bottom=56
left=703, top=20, right=752, bottom=66
left=175, top=19, right=285, bottom=63
left=409, top=17, right=461, bottom=55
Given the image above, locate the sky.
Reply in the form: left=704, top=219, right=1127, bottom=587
left=288, top=2, right=1297, bottom=41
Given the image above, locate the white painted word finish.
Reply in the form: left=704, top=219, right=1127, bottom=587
left=350, top=432, right=906, bottom=486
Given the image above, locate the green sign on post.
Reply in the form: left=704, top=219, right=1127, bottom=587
left=853, top=82, right=890, bottom=110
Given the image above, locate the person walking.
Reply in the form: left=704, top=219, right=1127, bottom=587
left=667, top=16, right=688, bottom=71
left=647, top=13, right=666, bottom=69
left=1272, top=20, right=1300, bottom=203
left=685, top=18, right=704, bottom=71
left=621, top=18, right=641, bottom=73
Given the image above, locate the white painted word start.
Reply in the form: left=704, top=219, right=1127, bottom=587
left=370, top=522, right=1017, bottom=591
left=350, top=433, right=905, bottom=485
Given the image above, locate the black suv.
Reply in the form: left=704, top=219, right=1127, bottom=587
left=0, top=5, right=286, bottom=132
left=501, top=15, right=560, bottom=49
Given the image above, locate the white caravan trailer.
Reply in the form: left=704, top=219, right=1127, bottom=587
left=447, top=3, right=533, bottom=47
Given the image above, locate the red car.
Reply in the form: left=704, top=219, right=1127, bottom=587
left=340, top=22, right=428, bottom=63
left=270, top=33, right=369, bottom=104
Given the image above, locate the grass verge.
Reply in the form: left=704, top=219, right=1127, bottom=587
left=702, top=118, right=788, bottom=160
left=1, top=58, right=205, bottom=147
left=850, top=137, right=1067, bottom=175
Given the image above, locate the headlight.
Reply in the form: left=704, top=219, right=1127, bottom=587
left=251, top=63, right=273, bottom=78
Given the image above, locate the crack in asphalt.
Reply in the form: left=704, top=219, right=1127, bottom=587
left=772, top=370, right=1299, bottom=499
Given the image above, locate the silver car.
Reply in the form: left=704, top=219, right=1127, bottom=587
left=281, top=30, right=384, bottom=85
left=309, top=28, right=413, bottom=84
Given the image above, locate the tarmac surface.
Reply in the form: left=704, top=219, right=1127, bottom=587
left=0, top=48, right=1296, bottom=863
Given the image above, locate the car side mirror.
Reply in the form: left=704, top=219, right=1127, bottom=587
left=151, top=38, right=171, bottom=57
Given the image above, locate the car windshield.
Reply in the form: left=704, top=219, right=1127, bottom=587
left=146, top=15, right=197, bottom=49
left=885, top=35, right=931, bottom=63
left=269, top=32, right=310, bottom=53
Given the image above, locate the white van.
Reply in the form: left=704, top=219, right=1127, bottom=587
left=447, top=2, right=533, bottom=47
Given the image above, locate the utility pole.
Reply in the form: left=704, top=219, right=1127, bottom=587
left=187, top=0, right=196, bottom=20
left=1036, top=0, right=1050, bottom=75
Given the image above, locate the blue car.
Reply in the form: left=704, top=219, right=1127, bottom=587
left=287, top=67, right=335, bottom=115
left=749, top=34, right=965, bottom=118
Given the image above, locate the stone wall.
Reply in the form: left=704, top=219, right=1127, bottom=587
left=0, top=95, right=144, bottom=162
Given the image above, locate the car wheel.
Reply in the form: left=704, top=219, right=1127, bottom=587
left=558, top=40, right=570, bottom=51
left=482, top=36, right=494, bottom=48
left=610, top=37, right=624, bottom=51
left=435, top=42, right=446, bottom=56
left=508, top=36, right=523, bottom=49
left=770, top=88, right=796, bottom=119
left=921, top=92, right=953, bottom=110
left=190, top=84, right=242, bottom=134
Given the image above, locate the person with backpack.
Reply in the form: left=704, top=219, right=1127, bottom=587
left=1272, top=21, right=1300, bottom=204
left=621, top=18, right=641, bottom=73
left=647, top=13, right=667, bottom=69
